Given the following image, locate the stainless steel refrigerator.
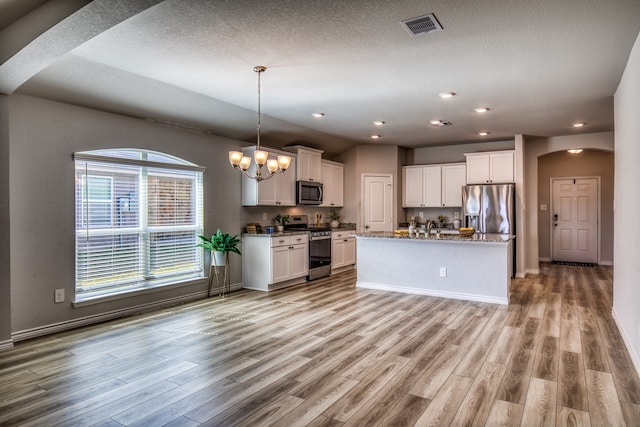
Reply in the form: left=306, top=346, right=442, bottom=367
left=462, top=184, right=515, bottom=235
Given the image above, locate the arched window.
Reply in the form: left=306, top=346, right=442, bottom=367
left=74, top=149, right=205, bottom=300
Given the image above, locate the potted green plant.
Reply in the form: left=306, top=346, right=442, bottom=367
left=197, top=229, right=241, bottom=266
left=329, top=208, right=341, bottom=228
left=273, top=214, right=289, bottom=232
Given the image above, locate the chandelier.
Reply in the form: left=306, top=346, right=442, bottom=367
left=228, top=66, right=291, bottom=181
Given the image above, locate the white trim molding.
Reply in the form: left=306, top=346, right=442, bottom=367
left=12, top=283, right=239, bottom=342
left=0, top=339, right=14, bottom=352
left=612, top=307, right=640, bottom=377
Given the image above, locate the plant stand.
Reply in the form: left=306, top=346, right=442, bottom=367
left=207, top=252, right=230, bottom=298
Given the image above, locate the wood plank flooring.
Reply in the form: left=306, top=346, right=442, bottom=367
left=1, top=263, right=640, bottom=426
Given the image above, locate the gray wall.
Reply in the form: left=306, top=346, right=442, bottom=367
left=0, top=94, right=11, bottom=346
left=8, top=94, right=250, bottom=335
left=537, top=150, right=614, bottom=263
left=408, top=140, right=515, bottom=165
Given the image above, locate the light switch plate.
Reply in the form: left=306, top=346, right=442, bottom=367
left=54, top=289, right=65, bottom=303
left=540, top=204, right=547, bottom=211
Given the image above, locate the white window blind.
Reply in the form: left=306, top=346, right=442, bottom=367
left=74, top=149, right=205, bottom=299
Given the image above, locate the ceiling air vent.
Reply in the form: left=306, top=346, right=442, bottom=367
left=401, top=13, right=443, bottom=36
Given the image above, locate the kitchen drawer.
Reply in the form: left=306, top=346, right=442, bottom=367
left=271, top=234, right=307, bottom=248
left=332, top=230, right=355, bottom=240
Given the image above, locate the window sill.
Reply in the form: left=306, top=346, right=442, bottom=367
left=72, top=276, right=207, bottom=308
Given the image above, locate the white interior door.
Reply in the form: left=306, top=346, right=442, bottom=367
left=363, top=174, right=393, bottom=232
left=552, top=178, right=598, bottom=263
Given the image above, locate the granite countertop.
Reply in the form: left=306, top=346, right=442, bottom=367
left=242, top=230, right=309, bottom=237
left=355, top=232, right=515, bottom=243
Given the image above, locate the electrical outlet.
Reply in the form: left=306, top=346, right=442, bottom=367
left=439, top=267, right=447, bottom=277
left=262, top=212, right=267, bottom=221
left=54, top=289, right=65, bottom=303
left=419, top=211, right=424, bottom=219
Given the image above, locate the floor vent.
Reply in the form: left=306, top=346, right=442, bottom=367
left=551, top=261, right=594, bottom=267
left=401, top=13, right=443, bottom=36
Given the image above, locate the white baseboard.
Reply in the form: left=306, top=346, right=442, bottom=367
left=599, top=260, right=614, bottom=266
left=356, top=281, right=508, bottom=305
left=612, top=307, right=640, bottom=378
left=0, top=339, right=14, bottom=352
left=539, top=257, right=551, bottom=262
left=515, top=272, right=526, bottom=279
left=526, top=268, right=540, bottom=275
left=12, top=282, right=243, bottom=342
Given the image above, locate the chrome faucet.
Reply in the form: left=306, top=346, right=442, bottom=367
left=426, top=220, right=436, bottom=233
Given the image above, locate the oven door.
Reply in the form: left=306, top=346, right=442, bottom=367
left=308, top=236, right=331, bottom=280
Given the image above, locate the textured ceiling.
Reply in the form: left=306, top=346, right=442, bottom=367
left=1, top=0, right=639, bottom=157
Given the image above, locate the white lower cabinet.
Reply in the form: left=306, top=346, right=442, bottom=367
left=242, top=234, right=308, bottom=291
left=332, top=230, right=356, bottom=271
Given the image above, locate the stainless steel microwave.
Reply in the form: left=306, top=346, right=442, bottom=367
left=297, top=180, right=323, bottom=205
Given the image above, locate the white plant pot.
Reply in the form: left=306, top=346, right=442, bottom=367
left=211, top=250, right=226, bottom=266
left=330, top=220, right=340, bottom=228
left=276, top=225, right=284, bottom=232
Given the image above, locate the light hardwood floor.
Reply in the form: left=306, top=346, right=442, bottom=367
left=1, top=263, right=640, bottom=426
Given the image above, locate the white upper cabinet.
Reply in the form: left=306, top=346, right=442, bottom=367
left=441, top=164, right=467, bottom=207
left=320, top=160, right=344, bottom=207
left=284, top=145, right=323, bottom=182
left=464, top=150, right=514, bottom=184
left=241, top=146, right=296, bottom=206
left=402, top=163, right=465, bottom=207
left=423, top=166, right=442, bottom=207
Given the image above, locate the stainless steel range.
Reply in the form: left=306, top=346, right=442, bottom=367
left=285, top=215, right=332, bottom=280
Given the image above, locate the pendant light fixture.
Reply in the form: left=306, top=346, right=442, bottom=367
left=228, top=66, right=291, bottom=181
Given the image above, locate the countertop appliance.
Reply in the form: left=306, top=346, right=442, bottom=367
left=297, top=180, right=323, bottom=205
left=462, top=184, right=515, bottom=235
left=285, top=215, right=331, bottom=280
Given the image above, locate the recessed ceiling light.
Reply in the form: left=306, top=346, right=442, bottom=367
left=372, top=120, right=385, bottom=126
left=567, top=149, right=583, bottom=154
left=311, top=112, right=325, bottom=118
left=474, top=107, right=490, bottom=113
left=438, top=92, right=455, bottom=98
left=572, top=122, right=585, bottom=127
left=371, top=135, right=381, bottom=139
left=478, top=131, right=490, bottom=136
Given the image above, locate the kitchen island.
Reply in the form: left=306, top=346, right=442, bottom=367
left=355, top=232, right=514, bottom=304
